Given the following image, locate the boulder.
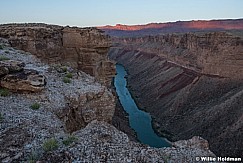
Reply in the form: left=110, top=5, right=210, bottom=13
left=0, top=60, right=25, bottom=76
left=0, top=69, right=46, bottom=92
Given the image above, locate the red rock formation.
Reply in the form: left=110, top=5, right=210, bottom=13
left=100, top=19, right=243, bottom=31
left=0, top=23, right=115, bottom=86
left=98, top=19, right=243, bottom=37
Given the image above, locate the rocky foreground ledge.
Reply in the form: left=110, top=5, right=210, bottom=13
left=1, top=37, right=216, bottom=162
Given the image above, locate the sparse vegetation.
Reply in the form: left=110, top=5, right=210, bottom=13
left=162, top=155, right=171, bottom=163
left=65, top=72, right=73, bottom=78
left=43, top=138, right=59, bottom=152
left=61, top=66, right=67, bottom=72
left=28, top=150, right=40, bottom=163
left=30, top=102, right=40, bottom=110
left=0, top=88, right=9, bottom=97
left=63, top=77, right=71, bottom=83
left=62, top=135, right=78, bottom=146
left=0, top=55, right=10, bottom=61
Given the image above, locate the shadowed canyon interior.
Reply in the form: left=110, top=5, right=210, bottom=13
left=108, top=30, right=243, bottom=157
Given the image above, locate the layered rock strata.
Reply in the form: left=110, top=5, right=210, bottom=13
left=112, top=32, right=243, bottom=79
left=0, top=38, right=217, bottom=162
left=0, top=23, right=115, bottom=86
left=109, top=43, right=243, bottom=157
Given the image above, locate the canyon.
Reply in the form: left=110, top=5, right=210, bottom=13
left=108, top=30, right=243, bottom=157
left=0, top=24, right=217, bottom=162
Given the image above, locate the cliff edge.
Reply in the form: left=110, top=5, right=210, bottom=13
left=0, top=23, right=115, bottom=86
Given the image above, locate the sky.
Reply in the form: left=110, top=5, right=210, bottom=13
left=0, top=0, right=242, bottom=27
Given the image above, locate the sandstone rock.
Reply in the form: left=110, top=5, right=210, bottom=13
left=0, top=23, right=115, bottom=86
left=0, top=69, right=46, bottom=92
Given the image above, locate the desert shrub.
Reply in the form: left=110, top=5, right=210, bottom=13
left=4, top=50, right=10, bottom=54
left=30, top=103, right=40, bottom=110
left=62, top=135, right=78, bottom=146
left=0, top=55, right=10, bottom=61
left=61, top=66, right=67, bottom=72
left=0, top=88, right=9, bottom=97
left=63, top=77, right=71, bottom=83
left=65, top=72, right=73, bottom=78
left=28, top=150, right=40, bottom=163
left=43, top=138, right=59, bottom=152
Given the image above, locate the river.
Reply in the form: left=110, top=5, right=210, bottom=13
left=114, top=64, right=171, bottom=148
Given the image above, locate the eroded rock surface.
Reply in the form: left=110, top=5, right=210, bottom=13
left=109, top=46, right=243, bottom=157
left=0, top=23, right=115, bottom=86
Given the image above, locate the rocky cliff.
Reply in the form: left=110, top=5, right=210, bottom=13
left=109, top=37, right=243, bottom=157
left=99, top=18, right=243, bottom=37
left=112, top=32, right=243, bottom=79
left=0, top=23, right=115, bottom=86
left=0, top=33, right=217, bottom=162
left=109, top=32, right=243, bottom=157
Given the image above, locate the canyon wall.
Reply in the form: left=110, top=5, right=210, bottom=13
left=0, top=23, right=115, bottom=86
left=109, top=32, right=243, bottom=157
left=113, top=32, right=243, bottom=79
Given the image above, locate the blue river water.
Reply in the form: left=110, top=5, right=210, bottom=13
left=114, top=64, right=171, bottom=148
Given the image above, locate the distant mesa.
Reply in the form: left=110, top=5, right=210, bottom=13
left=98, top=19, right=243, bottom=37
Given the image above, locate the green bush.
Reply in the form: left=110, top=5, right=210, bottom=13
left=62, top=136, right=77, bottom=146
left=43, top=138, right=59, bottom=152
left=0, top=88, right=9, bottom=97
left=30, top=103, right=40, bottom=110
left=65, top=72, right=73, bottom=78
left=28, top=150, right=40, bottom=163
left=63, top=77, right=71, bottom=84
left=0, top=56, right=10, bottom=61
left=0, top=45, right=3, bottom=49
left=61, top=66, right=67, bottom=72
